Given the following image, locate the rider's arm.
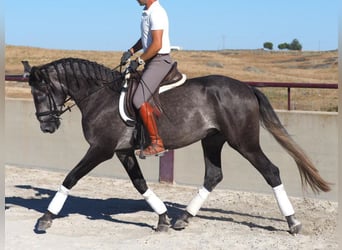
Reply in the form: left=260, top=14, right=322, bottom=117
left=130, top=39, right=143, bottom=55
left=139, top=29, right=163, bottom=62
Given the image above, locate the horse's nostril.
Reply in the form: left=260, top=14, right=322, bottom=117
left=42, top=129, right=51, bottom=133
left=41, top=126, right=56, bottom=134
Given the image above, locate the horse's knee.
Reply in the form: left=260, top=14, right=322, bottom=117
left=116, top=151, right=148, bottom=194
left=62, top=147, right=114, bottom=189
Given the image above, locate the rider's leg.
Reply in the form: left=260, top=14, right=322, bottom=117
left=133, top=55, right=172, bottom=157
left=138, top=102, right=166, bottom=156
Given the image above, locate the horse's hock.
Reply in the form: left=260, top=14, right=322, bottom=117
left=5, top=99, right=338, bottom=201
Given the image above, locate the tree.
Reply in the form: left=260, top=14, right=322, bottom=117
left=263, top=42, right=273, bottom=50
left=277, top=39, right=303, bottom=51
left=289, top=39, right=302, bottom=51
left=278, top=43, right=289, bottom=50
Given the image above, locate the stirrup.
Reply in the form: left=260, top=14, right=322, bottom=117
left=136, top=147, right=168, bottom=159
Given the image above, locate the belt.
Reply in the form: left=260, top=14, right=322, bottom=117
left=146, top=53, right=170, bottom=64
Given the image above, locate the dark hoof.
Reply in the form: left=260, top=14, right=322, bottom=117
left=173, top=219, right=188, bottom=230
left=173, top=211, right=192, bottom=230
left=289, top=221, right=302, bottom=235
left=156, top=223, right=170, bottom=232
left=155, top=213, right=171, bottom=232
left=34, top=212, right=54, bottom=234
left=286, top=215, right=302, bottom=235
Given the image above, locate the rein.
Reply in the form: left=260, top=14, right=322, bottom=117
left=59, top=97, right=75, bottom=115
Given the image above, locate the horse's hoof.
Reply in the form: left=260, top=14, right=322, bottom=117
left=289, top=221, right=302, bottom=235
left=173, top=219, right=188, bottom=230
left=286, top=215, right=302, bottom=235
left=34, top=212, right=54, bottom=233
left=173, top=211, right=193, bottom=230
left=156, top=223, right=170, bottom=232
left=155, top=213, right=170, bottom=232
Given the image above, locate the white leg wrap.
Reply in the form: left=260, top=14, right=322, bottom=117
left=142, top=189, right=167, bottom=215
left=48, top=185, right=70, bottom=215
left=273, top=184, right=295, bottom=217
left=186, top=187, right=210, bottom=216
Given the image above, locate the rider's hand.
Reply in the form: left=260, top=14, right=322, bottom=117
left=128, top=59, right=140, bottom=72
left=121, top=50, right=132, bottom=65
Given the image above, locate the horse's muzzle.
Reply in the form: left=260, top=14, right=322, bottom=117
left=40, top=120, right=60, bottom=133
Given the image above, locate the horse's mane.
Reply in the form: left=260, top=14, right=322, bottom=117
left=30, top=57, right=122, bottom=89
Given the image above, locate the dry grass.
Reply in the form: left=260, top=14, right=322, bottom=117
left=5, top=45, right=338, bottom=111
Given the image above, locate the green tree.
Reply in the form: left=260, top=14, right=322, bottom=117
left=263, top=42, right=273, bottom=50
left=278, top=43, right=289, bottom=50
left=278, top=39, right=303, bottom=51
left=289, top=39, right=302, bottom=51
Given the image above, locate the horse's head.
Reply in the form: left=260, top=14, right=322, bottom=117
left=26, top=58, right=123, bottom=133
left=28, top=66, right=67, bottom=133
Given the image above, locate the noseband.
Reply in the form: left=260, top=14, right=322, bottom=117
left=34, top=84, right=73, bottom=123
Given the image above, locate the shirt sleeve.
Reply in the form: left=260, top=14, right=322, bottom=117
left=150, top=8, right=167, bottom=31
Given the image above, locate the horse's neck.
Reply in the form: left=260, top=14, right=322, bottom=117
left=62, top=66, right=120, bottom=103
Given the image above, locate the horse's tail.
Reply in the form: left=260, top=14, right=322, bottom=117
left=252, top=87, right=331, bottom=193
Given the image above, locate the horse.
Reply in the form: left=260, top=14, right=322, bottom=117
left=27, top=57, right=330, bottom=234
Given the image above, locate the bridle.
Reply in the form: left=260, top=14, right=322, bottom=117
left=34, top=83, right=74, bottom=123
left=33, top=63, right=125, bottom=123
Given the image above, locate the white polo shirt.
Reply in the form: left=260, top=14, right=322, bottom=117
left=140, top=1, right=171, bottom=54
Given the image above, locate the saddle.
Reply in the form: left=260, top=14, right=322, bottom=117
left=120, top=62, right=186, bottom=126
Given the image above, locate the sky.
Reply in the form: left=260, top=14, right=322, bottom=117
left=4, top=0, right=340, bottom=51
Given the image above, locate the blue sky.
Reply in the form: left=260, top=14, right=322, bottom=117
left=5, top=0, right=339, bottom=51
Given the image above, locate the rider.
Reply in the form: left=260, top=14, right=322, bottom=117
left=121, top=0, right=172, bottom=157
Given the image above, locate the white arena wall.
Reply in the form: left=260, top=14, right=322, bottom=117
left=5, top=99, right=338, bottom=201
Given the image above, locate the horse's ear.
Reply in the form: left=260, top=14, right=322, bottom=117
left=22, top=60, right=32, bottom=77
left=28, top=66, right=41, bottom=85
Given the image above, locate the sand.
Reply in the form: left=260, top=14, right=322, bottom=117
left=5, top=165, right=338, bottom=250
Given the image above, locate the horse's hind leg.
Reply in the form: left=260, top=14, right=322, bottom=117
left=35, top=145, right=114, bottom=233
left=174, top=133, right=225, bottom=230
left=116, top=151, right=170, bottom=232
left=234, top=141, right=301, bottom=234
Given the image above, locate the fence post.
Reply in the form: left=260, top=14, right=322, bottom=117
left=159, top=150, right=174, bottom=183
left=287, top=87, right=291, bottom=110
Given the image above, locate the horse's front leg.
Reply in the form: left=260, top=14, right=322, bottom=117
left=116, top=151, right=170, bottom=232
left=35, top=145, right=114, bottom=233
